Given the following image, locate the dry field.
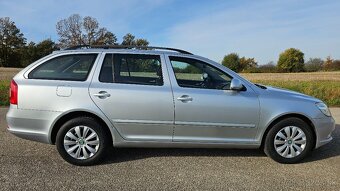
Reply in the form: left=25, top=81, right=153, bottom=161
left=240, top=72, right=340, bottom=106
left=241, top=71, right=340, bottom=81
left=0, top=67, right=22, bottom=81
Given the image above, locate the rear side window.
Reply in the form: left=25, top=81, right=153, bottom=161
left=28, top=54, right=98, bottom=81
left=99, top=54, right=163, bottom=86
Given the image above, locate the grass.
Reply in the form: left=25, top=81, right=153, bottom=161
left=0, top=67, right=339, bottom=106
left=0, top=80, right=9, bottom=106
left=250, top=80, right=340, bottom=106
left=239, top=71, right=340, bottom=106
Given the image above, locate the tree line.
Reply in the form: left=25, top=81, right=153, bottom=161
left=0, top=14, right=149, bottom=68
left=222, top=48, right=340, bottom=73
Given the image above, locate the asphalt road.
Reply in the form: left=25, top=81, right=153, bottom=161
left=0, top=107, right=339, bottom=191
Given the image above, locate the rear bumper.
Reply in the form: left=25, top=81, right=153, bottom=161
left=6, top=106, right=61, bottom=144
left=313, top=116, right=336, bottom=148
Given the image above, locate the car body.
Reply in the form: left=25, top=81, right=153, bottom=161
left=6, top=46, right=335, bottom=165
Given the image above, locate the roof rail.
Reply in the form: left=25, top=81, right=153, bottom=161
left=64, top=45, right=193, bottom=55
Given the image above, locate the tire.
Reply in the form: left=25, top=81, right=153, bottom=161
left=56, top=116, right=108, bottom=166
left=264, top=117, right=314, bottom=164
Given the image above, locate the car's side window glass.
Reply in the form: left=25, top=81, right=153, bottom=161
left=99, top=54, right=114, bottom=83
left=169, top=56, right=232, bottom=90
left=99, top=54, right=163, bottom=86
left=29, top=54, right=98, bottom=81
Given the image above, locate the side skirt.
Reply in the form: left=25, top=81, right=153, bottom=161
left=114, top=141, right=260, bottom=149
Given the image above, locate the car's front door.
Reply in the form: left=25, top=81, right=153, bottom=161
left=166, top=56, right=260, bottom=143
left=89, top=53, right=174, bottom=141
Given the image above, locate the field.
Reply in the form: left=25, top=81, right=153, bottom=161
left=240, top=72, right=340, bottom=106
left=0, top=68, right=339, bottom=106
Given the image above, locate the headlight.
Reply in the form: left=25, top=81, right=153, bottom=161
left=316, top=102, right=331, bottom=117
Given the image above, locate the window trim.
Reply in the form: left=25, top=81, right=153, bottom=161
left=28, top=53, right=98, bottom=82
left=169, top=56, right=234, bottom=90
left=98, top=53, right=164, bottom=86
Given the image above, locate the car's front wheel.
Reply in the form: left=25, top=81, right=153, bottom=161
left=264, top=117, right=314, bottom=163
left=56, top=117, right=108, bottom=166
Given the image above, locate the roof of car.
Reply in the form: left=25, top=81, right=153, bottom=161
left=54, top=45, right=193, bottom=55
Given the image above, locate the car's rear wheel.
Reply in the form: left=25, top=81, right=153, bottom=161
left=56, top=117, right=108, bottom=166
left=264, top=117, right=314, bottom=164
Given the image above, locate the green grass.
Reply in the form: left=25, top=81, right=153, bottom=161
left=0, top=80, right=10, bottom=106
left=253, top=80, right=340, bottom=106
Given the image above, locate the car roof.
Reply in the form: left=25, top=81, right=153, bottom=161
left=53, top=48, right=187, bottom=55
left=52, top=45, right=193, bottom=56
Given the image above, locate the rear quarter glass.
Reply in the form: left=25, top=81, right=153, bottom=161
left=28, top=54, right=98, bottom=81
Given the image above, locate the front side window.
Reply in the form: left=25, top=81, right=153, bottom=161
left=29, top=54, right=98, bottom=81
left=99, top=54, right=163, bottom=86
left=170, top=56, right=232, bottom=90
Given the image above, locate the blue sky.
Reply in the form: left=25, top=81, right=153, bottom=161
left=0, top=0, right=339, bottom=64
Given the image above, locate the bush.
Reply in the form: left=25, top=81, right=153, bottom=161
left=323, top=57, right=340, bottom=71
left=242, top=62, right=278, bottom=73
left=331, top=60, right=340, bottom=71
left=304, top=58, right=323, bottom=72
left=0, top=80, right=9, bottom=106
left=258, top=62, right=278, bottom=73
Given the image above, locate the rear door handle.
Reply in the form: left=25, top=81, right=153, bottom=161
left=93, top=91, right=111, bottom=99
left=177, top=95, right=193, bottom=102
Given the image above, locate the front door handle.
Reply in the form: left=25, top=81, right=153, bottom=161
left=93, top=91, right=111, bottom=99
left=177, top=95, right=193, bottom=102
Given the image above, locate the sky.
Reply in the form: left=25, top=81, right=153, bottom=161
left=0, top=0, right=339, bottom=64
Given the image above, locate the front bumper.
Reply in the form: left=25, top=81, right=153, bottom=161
left=313, top=116, right=336, bottom=148
left=6, top=106, right=61, bottom=144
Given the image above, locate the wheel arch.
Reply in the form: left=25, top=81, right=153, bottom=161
left=49, top=110, right=114, bottom=145
left=260, top=113, right=317, bottom=149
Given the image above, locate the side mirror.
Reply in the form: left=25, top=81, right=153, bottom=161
left=230, top=78, right=244, bottom=91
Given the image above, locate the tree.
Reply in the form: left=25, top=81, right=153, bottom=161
left=222, top=53, right=240, bottom=72
left=94, top=29, right=117, bottom=45
left=35, top=39, right=57, bottom=57
left=304, top=58, right=323, bottom=72
left=21, top=39, right=58, bottom=67
left=56, top=14, right=117, bottom=48
left=239, top=57, right=257, bottom=71
left=0, top=17, right=26, bottom=67
left=323, top=56, right=333, bottom=71
left=121, top=33, right=135, bottom=46
left=331, top=60, right=340, bottom=71
left=323, top=56, right=340, bottom=71
left=277, top=48, right=304, bottom=72
left=121, top=33, right=149, bottom=46
left=135, top=38, right=149, bottom=46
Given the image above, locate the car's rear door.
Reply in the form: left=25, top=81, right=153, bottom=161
left=89, top=52, right=174, bottom=141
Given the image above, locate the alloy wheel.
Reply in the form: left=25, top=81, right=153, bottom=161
left=274, top=126, right=307, bottom=158
left=63, top=126, right=100, bottom=160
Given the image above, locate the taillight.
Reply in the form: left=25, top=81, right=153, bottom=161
left=9, top=80, right=18, bottom=105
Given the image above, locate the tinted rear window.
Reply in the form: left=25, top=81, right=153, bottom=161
left=99, top=54, right=163, bottom=86
left=28, top=54, right=98, bottom=81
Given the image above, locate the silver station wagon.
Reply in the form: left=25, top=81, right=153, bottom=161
left=6, top=45, right=335, bottom=165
